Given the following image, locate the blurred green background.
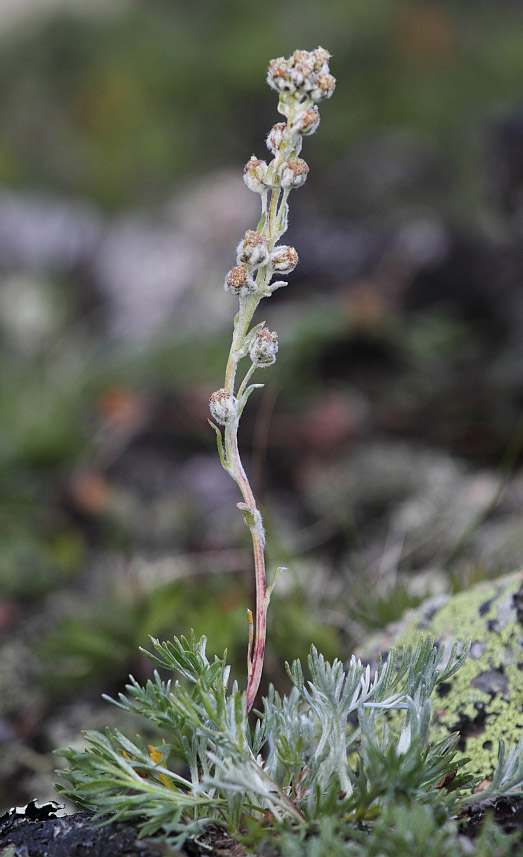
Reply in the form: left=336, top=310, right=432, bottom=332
left=1, top=0, right=523, bottom=810
left=1, top=0, right=522, bottom=210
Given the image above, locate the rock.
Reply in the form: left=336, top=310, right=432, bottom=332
left=0, top=802, right=245, bottom=856
left=0, top=803, right=167, bottom=857
left=358, top=569, right=523, bottom=782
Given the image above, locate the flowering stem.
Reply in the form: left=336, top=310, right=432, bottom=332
left=209, top=47, right=335, bottom=714
left=223, top=297, right=268, bottom=713
left=221, top=406, right=267, bottom=711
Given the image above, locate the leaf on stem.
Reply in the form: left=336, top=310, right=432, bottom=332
left=208, top=419, right=229, bottom=471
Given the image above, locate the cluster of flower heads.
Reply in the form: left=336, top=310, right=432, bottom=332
left=243, top=47, right=334, bottom=200
left=266, top=47, right=335, bottom=102
left=227, top=48, right=334, bottom=299
left=212, top=49, right=334, bottom=426
left=224, top=230, right=298, bottom=298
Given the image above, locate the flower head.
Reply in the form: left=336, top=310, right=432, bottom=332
left=291, top=106, right=320, bottom=136
left=243, top=156, right=269, bottom=194
left=279, top=158, right=309, bottom=190
left=224, top=265, right=257, bottom=297
left=266, top=122, right=288, bottom=155
left=312, top=46, right=331, bottom=70
left=249, top=328, right=279, bottom=367
left=270, top=245, right=299, bottom=274
left=236, top=230, right=270, bottom=268
left=209, top=389, right=237, bottom=425
left=266, top=57, right=294, bottom=93
left=309, top=72, right=336, bottom=102
left=290, top=50, right=315, bottom=87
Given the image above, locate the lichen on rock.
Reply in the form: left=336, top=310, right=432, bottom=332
left=359, top=570, right=523, bottom=784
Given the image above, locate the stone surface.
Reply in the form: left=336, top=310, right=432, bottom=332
left=0, top=802, right=245, bottom=857
left=358, top=569, right=523, bottom=782
left=0, top=803, right=166, bottom=857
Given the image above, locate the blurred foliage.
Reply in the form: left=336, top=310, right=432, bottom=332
left=40, top=572, right=339, bottom=697
left=0, top=278, right=89, bottom=596
left=0, top=1, right=522, bottom=210
left=350, top=578, right=425, bottom=631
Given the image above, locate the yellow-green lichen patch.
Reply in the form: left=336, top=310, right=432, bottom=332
left=387, top=571, right=523, bottom=781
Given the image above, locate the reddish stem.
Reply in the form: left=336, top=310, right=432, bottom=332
left=224, top=421, right=267, bottom=714
left=245, top=533, right=267, bottom=713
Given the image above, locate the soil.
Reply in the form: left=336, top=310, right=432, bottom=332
left=0, top=803, right=242, bottom=857
left=2, top=798, right=523, bottom=856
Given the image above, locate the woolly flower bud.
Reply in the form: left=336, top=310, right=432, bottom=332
left=266, top=122, right=287, bottom=155
left=224, top=265, right=257, bottom=296
left=309, top=72, right=336, bottom=102
left=289, top=50, right=315, bottom=89
left=236, top=230, right=270, bottom=267
left=209, top=389, right=237, bottom=425
left=291, top=106, right=320, bottom=136
left=243, top=155, right=268, bottom=193
left=267, top=57, right=294, bottom=93
left=270, top=245, right=299, bottom=274
left=249, top=328, right=278, bottom=367
left=312, top=47, right=331, bottom=70
left=279, top=157, right=309, bottom=190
